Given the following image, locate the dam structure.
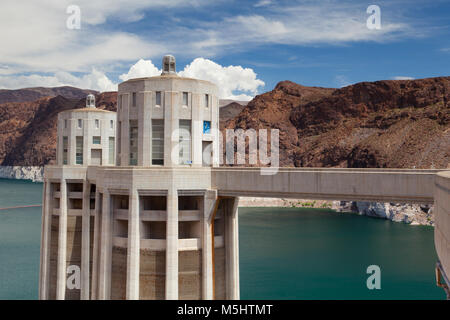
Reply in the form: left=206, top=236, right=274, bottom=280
left=39, top=55, right=450, bottom=300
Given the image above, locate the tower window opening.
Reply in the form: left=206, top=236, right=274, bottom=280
left=179, top=120, right=191, bottom=165
left=152, top=119, right=164, bottom=165
left=109, top=137, right=115, bottom=165
left=78, top=119, right=83, bottom=128
left=132, top=92, right=137, bottom=107
left=64, top=119, right=67, bottom=129
left=182, top=92, right=188, bottom=106
left=205, top=94, right=209, bottom=108
left=129, top=120, right=138, bottom=165
left=156, top=91, right=162, bottom=106
left=95, top=119, right=99, bottom=129
left=63, top=136, right=68, bottom=165
left=93, top=136, right=101, bottom=144
left=118, top=121, right=122, bottom=154
left=76, top=136, right=83, bottom=165
left=110, top=120, right=114, bottom=129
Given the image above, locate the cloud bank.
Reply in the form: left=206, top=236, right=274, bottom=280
left=0, top=58, right=265, bottom=100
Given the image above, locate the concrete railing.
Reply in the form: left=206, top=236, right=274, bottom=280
left=435, top=171, right=450, bottom=283
left=213, top=168, right=440, bottom=203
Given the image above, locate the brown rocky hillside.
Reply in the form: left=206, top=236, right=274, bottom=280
left=0, top=77, right=448, bottom=169
left=225, top=77, right=449, bottom=168
left=0, top=86, right=97, bottom=104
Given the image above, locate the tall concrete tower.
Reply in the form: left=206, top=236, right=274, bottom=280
left=39, top=55, right=239, bottom=300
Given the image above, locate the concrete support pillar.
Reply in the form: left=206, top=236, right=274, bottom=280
left=202, top=190, right=217, bottom=299
left=39, top=181, right=52, bottom=300
left=225, top=197, right=240, bottom=300
left=80, top=181, right=90, bottom=300
left=126, top=189, right=140, bottom=299
left=56, top=179, right=67, bottom=300
left=165, top=187, right=179, bottom=299
left=91, top=191, right=101, bottom=299
left=98, top=191, right=112, bottom=299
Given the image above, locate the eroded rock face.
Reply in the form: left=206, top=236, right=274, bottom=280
left=224, top=77, right=450, bottom=169
left=0, top=166, right=43, bottom=182
left=332, top=201, right=435, bottom=226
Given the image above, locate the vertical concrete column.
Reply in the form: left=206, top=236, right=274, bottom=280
left=98, top=191, right=112, bottom=299
left=225, top=197, right=240, bottom=300
left=121, top=93, right=130, bottom=166
left=56, top=179, right=67, bottom=300
left=126, top=189, right=140, bottom=299
left=165, top=187, right=179, bottom=299
left=80, top=181, right=91, bottom=300
left=56, top=119, right=62, bottom=165
left=192, top=93, right=202, bottom=167
left=234, top=203, right=240, bottom=300
left=212, top=96, right=220, bottom=167
left=39, top=181, right=52, bottom=299
left=83, top=116, right=90, bottom=165
left=91, top=191, right=101, bottom=299
left=202, top=190, right=217, bottom=299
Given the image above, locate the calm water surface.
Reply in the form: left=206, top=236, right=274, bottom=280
left=0, top=179, right=444, bottom=299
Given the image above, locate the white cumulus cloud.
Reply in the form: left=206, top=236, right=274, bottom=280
left=1, top=58, right=265, bottom=100
left=119, top=59, right=161, bottom=81
left=179, top=58, right=265, bottom=100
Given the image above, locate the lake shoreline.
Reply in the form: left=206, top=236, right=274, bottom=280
left=238, top=197, right=434, bottom=226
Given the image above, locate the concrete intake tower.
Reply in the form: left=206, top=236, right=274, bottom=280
left=39, top=55, right=238, bottom=300
left=39, top=55, right=450, bottom=300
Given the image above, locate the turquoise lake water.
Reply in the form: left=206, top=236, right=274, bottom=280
left=0, top=178, right=445, bottom=299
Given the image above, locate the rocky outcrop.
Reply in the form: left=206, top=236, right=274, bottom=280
left=238, top=197, right=332, bottom=209
left=238, top=197, right=435, bottom=226
left=219, top=102, right=246, bottom=123
left=0, top=166, right=43, bottom=182
left=224, top=77, right=450, bottom=169
left=332, top=201, right=434, bottom=226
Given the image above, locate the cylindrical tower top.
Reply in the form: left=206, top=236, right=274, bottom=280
left=161, top=55, right=176, bottom=75
left=86, top=94, right=96, bottom=108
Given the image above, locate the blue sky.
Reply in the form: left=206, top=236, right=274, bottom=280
left=0, top=0, right=449, bottom=99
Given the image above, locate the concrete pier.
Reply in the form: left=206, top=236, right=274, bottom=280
left=56, top=179, right=67, bottom=300
left=165, top=187, right=179, bottom=300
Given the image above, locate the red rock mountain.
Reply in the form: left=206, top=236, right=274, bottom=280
left=0, top=77, right=448, bottom=168
left=225, top=77, right=449, bottom=168
left=0, top=86, right=98, bottom=104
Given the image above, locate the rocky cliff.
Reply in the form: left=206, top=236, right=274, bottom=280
left=0, top=166, right=44, bottom=182
left=224, top=77, right=450, bottom=169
